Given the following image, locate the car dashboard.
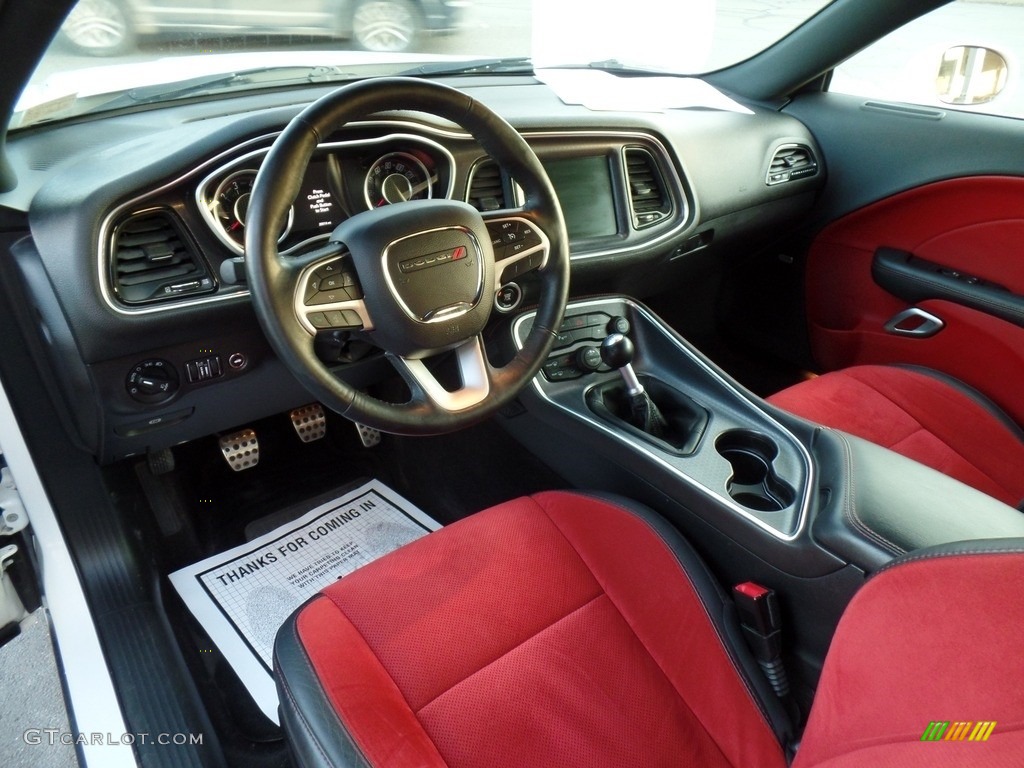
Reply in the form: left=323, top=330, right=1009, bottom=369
left=0, top=75, right=824, bottom=464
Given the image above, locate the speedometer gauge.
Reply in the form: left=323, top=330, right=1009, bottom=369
left=212, top=170, right=293, bottom=250
left=364, top=152, right=434, bottom=209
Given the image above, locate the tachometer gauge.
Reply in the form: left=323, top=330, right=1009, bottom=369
left=212, top=170, right=293, bottom=250
left=364, top=152, right=434, bottom=209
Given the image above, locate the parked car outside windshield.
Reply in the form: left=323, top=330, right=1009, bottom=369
left=17, top=0, right=837, bottom=130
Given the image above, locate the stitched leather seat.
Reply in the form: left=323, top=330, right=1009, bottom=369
left=273, top=492, right=1024, bottom=767
left=768, top=365, right=1024, bottom=508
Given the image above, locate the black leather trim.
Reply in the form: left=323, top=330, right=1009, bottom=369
left=811, top=431, right=1024, bottom=572
left=872, top=247, right=1024, bottom=329
left=576, top=492, right=794, bottom=748
left=873, top=537, right=1024, bottom=579
left=274, top=596, right=372, bottom=768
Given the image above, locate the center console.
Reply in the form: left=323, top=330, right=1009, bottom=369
left=501, top=295, right=1024, bottom=691
left=512, top=296, right=818, bottom=548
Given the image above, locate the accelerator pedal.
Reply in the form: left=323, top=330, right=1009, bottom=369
left=355, top=423, right=381, bottom=448
left=289, top=404, right=327, bottom=443
left=219, top=429, right=260, bottom=472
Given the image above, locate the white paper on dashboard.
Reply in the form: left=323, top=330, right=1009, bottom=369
left=535, top=69, right=754, bottom=114
left=169, top=479, right=440, bottom=724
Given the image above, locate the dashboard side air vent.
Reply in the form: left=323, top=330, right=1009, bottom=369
left=110, top=209, right=214, bottom=305
left=466, top=160, right=509, bottom=211
left=766, top=144, right=819, bottom=186
left=624, top=148, right=671, bottom=229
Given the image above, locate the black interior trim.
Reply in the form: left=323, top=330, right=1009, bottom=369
left=873, top=246, right=1024, bottom=329
left=274, top=602, right=372, bottom=768
left=707, top=0, right=945, bottom=101
left=0, top=235, right=225, bottom=768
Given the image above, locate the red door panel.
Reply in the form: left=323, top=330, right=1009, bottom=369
left=807, top=176, right=1024, bottom=423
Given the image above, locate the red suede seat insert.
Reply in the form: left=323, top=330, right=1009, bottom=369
left=768, top=365, right=1024, bottom=507
left=295, top=492, right=786, bottom=768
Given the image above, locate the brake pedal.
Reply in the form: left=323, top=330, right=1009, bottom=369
left=219, top=429, right=260, bottom=472
left=355, top=423, right=381, bottom=448
left=289, top=404, right=327, bottom=443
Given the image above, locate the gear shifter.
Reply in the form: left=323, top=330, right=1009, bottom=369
left=600, top=333, right=669, bottom=438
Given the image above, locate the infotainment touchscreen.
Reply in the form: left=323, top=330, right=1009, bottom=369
left=543, top=156, right=618, bottom=240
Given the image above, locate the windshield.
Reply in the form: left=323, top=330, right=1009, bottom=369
left=15, top=0, right=834, bottom=129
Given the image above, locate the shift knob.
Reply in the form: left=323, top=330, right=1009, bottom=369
left=600, top=333, right=635, bottom=369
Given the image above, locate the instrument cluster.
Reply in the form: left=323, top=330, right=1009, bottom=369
left=196, top=133, right=455, bottom=257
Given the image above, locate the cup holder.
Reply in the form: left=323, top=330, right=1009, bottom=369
left=716, top=430, right=795, bottom=512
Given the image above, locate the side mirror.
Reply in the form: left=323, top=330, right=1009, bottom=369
left=936, top=45, right=1008, bottom=105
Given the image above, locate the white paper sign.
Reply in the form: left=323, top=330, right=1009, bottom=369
left=169, top=480, right=440, bottom=723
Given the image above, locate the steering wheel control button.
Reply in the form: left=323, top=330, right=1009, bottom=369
left=304, top=257, right=364, bottom=307
left=320, top=275, right=344, bottom=291
left=314, top=261, right=341, bottom=278
left=126, top=359, right=180, bottom=404
left=304, top=277, right=320, bottom=302
left=307, top=289, right=349, bottom=305
left=307, top=309, right=363, bottom=331
left=495, top=282, right=523, bottom=312
left=307, top=312, right=330, bottom=329
left=486, top=220, right=544, bottom=259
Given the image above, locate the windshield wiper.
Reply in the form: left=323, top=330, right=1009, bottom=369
left=113, top=64, right=362, bottom=107
left=395, top=57, right=534, bottom=78
left=558, top=59, right=677, bottom=76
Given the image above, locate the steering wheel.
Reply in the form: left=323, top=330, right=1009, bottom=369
left=246, top=78, right=569, bottom=435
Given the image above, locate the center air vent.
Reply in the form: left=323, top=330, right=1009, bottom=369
left=467, top=160, right=509, bottom=211
left=624, top=148, right=671, bottom=229
left=110, top=209, right=214, bottom=305
left=766, top=144, right=819, bottom=186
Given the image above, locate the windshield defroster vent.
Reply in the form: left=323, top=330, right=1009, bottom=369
left=624, top=148, right=671, bottom=229
left=110, top=209, right=214, bottom=305
left=766, top=144, right=819, bottom=186
left=467, top=160, right=509, bottom=211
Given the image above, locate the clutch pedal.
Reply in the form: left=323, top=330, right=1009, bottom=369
left=355, top=422, right=381, bottom=448
left=289, top=404, right=327, bottom=443
left=219, top=429, right=259, bottom=472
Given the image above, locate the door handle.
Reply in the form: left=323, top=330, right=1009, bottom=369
left=884, top=307, right=945, bottom=338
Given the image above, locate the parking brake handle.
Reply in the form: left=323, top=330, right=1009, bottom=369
left=600, top=333, right=669, bottom=438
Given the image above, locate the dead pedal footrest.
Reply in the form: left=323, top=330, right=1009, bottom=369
left=219, top=429, right=260, bottom=472
left=290, top=404, right=327, bottom=443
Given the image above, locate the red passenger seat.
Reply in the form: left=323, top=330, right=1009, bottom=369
left=768, top=365, right=1024, bottom=508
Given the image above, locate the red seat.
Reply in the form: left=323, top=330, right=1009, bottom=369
left=767, top=365, right=1024, bottom=508
left=274, top=492, right=1024, bottom=767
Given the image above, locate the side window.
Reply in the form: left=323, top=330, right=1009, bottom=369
left=831, top=0, right=1023, bottom=120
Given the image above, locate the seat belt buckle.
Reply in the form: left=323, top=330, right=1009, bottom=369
left=733, top=582, right=789, bottom=698
left=733, top=582, right=782, bottom=657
